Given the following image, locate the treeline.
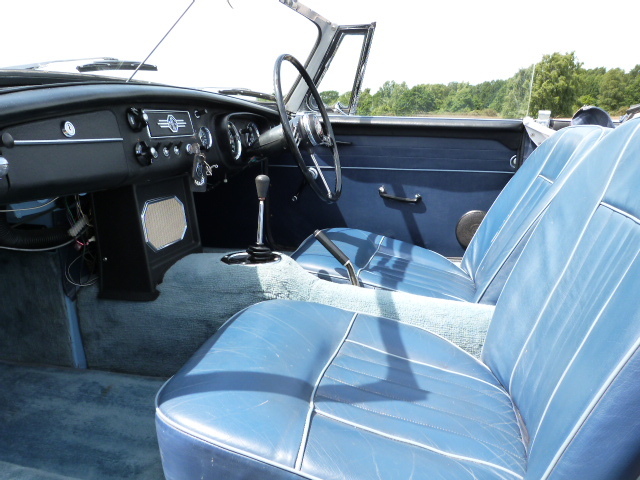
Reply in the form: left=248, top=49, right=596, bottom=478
left=321, top=52, right=640, bottom=118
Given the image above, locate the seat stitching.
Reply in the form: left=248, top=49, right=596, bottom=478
left=367, top=252, right=473, bottom=285
left=530, top=229, right=640, bottom=451
left=507, top=120, right=640, bottom=393
left=475, top=129, right=609, bottom=303
left=373, top=251, right=472, bottom=281
left=315, top=392, right=525, bottom=462
left=323, top=374, right=523, bottom=441
left=313, top=410, right=524, bottom=479
left=294, top=312, right=359, bottom=470
left=542, top=344, right=640, bottom=480
left=330, top=363, right=514, bottom=418
left=356, top=234, right=385, bottom=279
left=338, top=350, right=504, bottom=398
left=344, top=340, right=509, bottom=396
left=600, top=201, right=640, bottom=225
left=469, top=127, right=571, bottom=279
left=538, top=174, right=553, bottom=184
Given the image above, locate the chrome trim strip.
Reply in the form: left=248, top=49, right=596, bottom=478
left=14, top=138, right=123, bottom=145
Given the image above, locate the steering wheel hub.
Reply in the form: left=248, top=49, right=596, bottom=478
left=299, top=113, right=330, bottom=147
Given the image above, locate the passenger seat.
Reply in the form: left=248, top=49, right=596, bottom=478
left=292, top=125, right=610, bottom=303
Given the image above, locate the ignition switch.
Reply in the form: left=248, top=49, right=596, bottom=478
left=134, top=141, right=158, bottom=166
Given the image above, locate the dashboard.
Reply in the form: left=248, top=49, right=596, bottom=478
left=0, top=82, right=279, bottom=204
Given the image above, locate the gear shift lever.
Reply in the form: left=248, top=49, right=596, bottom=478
left=222, top=174, right=279, bottom=265
left=255, top=174, right=269, bottom=246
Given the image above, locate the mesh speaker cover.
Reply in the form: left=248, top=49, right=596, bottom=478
left=141, top=197, right=187, bottom=251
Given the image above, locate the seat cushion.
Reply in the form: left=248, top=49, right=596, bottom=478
left=292, top=228, right=476, bottom=302
left=156, top=300, right=525, bottom=480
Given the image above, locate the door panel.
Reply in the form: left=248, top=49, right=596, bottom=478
left=267, top=116, right=525, bottom=258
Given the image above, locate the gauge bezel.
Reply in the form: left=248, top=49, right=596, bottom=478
left=245, top=122, right=260, bottom=147
left=227, top=121, right=242, bottom=161
left=198, top=126, right=213, bottom=150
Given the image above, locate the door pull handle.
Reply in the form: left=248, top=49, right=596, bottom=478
left=378, top=186, right=422, bottom=204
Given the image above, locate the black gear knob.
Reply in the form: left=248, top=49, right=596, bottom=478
left=256, top=174, right=270, bottom=200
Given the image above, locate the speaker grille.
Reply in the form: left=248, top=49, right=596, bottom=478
left=141, top=197, right=187, bottom=251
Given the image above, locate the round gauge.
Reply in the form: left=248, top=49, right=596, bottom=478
left=227, top=121, right=242, bottom=161
left=245, top=122, right=260, bottom=147
left=198, top=126, right=213, bottom=150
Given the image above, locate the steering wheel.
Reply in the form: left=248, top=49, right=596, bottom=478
left=274, top=54, right=342, bottom=203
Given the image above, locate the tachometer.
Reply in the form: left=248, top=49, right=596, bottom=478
left=227, top=121, right=242, bottom=161
left=198, top=126, right=213, bottom=150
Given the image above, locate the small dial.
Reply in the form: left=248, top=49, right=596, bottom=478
left=245, top=122, right=260, bottom=147
left=198, top=126, right=213, bottom=150
left=227, top=121, right=242, bottom=161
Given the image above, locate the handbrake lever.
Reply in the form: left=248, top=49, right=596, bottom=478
left=313, top=230, right=360, bottom=287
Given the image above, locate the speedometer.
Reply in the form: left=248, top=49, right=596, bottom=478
left=198, top=126, right=213, bottom=150
left=227, top=121, right=242, bottom=161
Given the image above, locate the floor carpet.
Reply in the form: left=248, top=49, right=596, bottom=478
left=0, top=363, right=165, bottom=479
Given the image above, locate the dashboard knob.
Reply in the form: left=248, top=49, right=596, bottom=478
left=126, top=108, right=149, bottom=132
left=134, top=141, right=157, bottom=166
left=1, top=132, right=15, bottom=148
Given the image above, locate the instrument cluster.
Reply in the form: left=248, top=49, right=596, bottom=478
left=212, top=113, right=271, bottom=168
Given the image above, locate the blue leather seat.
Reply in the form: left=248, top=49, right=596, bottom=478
left=156, top=118, right=640, bottom=479
left=292, top=125, right=610, bottom=303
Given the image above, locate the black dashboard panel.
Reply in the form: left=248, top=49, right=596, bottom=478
left=1, top=110, right=128, bottom=202
left=0, top=82, right=279, bottom=204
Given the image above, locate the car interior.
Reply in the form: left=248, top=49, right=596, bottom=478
left=1, top=5, right=640, bottom=479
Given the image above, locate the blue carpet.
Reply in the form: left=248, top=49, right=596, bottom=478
left=0, top=363, right=164, bottom=480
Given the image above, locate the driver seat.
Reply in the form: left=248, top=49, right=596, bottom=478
left=292, top=125, right=610, bottom=303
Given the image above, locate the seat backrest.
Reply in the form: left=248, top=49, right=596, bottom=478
left=483, top=118, right=640, bottom=479
left=461, top=125, right=610, bottom=303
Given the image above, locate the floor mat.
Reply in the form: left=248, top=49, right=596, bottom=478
left=0, top=363, right=165, bottom=480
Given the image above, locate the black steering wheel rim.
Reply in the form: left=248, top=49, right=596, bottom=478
left=273, top=54, right=342, bottom=203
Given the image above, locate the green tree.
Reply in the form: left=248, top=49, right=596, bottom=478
left=356, top=88, right=373, bottom=115
left=576, top=67, right=605, bottom=104
left=500, top=65, right=534, bottom=118
left=530, top=52, right=582, bottom=117
left=320, top=90, right=339, bottom=107
left=625, top=65, right=640, bottom=107
left=597, top=68, right=628, bottom=112
left=473, top=80, right=506, bottom=110
left=337, top=91, right=352, bottom=107
left=447, top=83, right=476, bottom=112
left=370, top=81, right=410, bottom=116
left=406, top=84, right=437, bottom=114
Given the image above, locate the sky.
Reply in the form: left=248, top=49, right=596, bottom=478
left=4, top=0, right=638, bottom=95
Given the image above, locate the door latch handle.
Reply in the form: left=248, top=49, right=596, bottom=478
left=378, top=186, right=422, bottom=204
